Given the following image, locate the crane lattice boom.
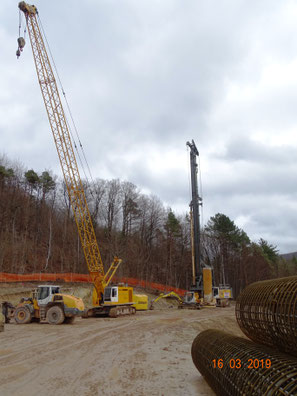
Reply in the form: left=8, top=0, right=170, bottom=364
left=18, top=2, right=109, bottom=298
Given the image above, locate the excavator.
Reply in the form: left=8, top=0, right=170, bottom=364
left=17, top=2, right=147, bottom=317
left=149, top=291, right=183, bottom=310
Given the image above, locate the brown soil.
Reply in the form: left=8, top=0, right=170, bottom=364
left=0, top=283, right=244, bottom=396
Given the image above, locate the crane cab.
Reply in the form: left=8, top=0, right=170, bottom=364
left=89, top=284, right=137, bottom=317
left=103, top=285, right=134, bottom=306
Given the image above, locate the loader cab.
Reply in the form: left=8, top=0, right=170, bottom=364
left=34, top=285, right=61, bottom=306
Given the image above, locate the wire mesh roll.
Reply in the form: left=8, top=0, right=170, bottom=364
left=236, top=276, right=297, bottom=356
left=191, top=329, right=297, bottom=396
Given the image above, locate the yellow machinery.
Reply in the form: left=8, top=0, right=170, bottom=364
left=180, top=291, right=202, bottom=309
left=2, top=285, right=84, bottom=324
left=202, top=267, right=213, bottom=303
left=212, top=286, right=232, bottom=307
left=18, top=2, right=144, bottom=317
left=149, top=292, right=183, bottom=310
left=133, top=294, right=149, bottom=311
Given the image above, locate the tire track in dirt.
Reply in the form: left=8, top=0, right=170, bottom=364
left=0, top=316, right=152, bottom=366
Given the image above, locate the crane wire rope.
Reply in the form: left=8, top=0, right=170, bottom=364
left=18, top=10, right=26, bottom=40
left=198, top=154, right=204, bottom=230
left=37, top=14, right=96, bottom=199
left=18, top=10, right=21, bottom=36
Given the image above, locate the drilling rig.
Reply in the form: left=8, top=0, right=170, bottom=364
left=181, top=140, right=205, bottom=308
left=184, top=140, right=231, bottom=307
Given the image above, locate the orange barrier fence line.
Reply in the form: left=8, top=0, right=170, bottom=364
left=0, top=273, right=187, bottom=296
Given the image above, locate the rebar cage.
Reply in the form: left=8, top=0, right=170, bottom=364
left=191, top=329, right=297, bottom=396
left=236, top=276, right=297, bottom=356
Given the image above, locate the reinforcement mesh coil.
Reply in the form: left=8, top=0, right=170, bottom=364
left=236, top=276, right=297, bottom=356
left=191, top=329, right=297, bottom=396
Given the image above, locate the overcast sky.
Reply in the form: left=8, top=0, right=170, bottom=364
left=1, top=0, right=297, bottom=253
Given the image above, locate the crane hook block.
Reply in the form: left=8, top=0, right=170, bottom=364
left=17, top=37, right=25, bottom=50
left=16, top=37, right=25, bottom=59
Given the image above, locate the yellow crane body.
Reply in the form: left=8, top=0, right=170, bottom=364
left=18, top=2, right=143, bottom=316
left=132, top=293, right=149, bottom=311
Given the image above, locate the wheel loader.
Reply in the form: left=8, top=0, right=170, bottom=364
left=2, top=285, right=84, bottom=325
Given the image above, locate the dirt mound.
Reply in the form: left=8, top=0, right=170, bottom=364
left=189, top=315, right=244, bottom=338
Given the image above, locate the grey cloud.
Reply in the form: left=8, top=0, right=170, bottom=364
left=2, top=0, right=297, bottom=253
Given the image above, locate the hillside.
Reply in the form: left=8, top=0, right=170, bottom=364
left=1, top=158, right=297, bottom=298
left=280, top=251, right=297, bottom=261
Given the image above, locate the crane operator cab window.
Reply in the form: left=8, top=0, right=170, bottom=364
left=104, top=286, right=118, bottom=302
left=51, top=287, right=60, bottom=295
left=104, top=287, right=111, bottom=301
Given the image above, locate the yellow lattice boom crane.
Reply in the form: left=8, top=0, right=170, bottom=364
left=18, top=2, right=144, bottom=316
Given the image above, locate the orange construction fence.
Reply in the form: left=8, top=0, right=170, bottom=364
left=0, top=272, right=187, bottom=296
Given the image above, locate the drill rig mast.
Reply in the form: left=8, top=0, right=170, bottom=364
left=186, top=140, right=203, bottom=295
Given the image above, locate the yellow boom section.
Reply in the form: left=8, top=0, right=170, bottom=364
left=18, top=2, right=107, bottom=298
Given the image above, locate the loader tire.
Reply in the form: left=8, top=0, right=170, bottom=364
left=64, top=316, right=75, bottom=324
left=47, top=306, right=65, bottom=325
left=14, top=306, right=31, bottom=324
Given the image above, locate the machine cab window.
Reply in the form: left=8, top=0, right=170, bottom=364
left=38, top=287, right=49, bottom=300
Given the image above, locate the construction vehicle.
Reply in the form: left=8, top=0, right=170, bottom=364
left=149, top=291, right=183, bottom=310
left=133, top=293, right=149, bottom=311
left=212, top=285, right=232, bottom=307
left=185, top=140, right=232, bottom=307
left=2, top=285, right=84, bottom=324
left=18, top=2, right=145, bottom=317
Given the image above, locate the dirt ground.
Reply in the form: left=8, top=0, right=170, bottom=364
left=0, top=283, right=244, bottom=396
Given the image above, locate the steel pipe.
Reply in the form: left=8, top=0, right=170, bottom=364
left=236, top=276, right=297, bottom=356
left=191, top=329, right=297, bottom=396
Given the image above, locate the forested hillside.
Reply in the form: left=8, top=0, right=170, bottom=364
left=1, top=156, right=296, bottom=297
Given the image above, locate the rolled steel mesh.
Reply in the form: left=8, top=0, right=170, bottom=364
left=236, top=276, right=297, bottom=356
left=191, top=329, right=297, bottom=396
